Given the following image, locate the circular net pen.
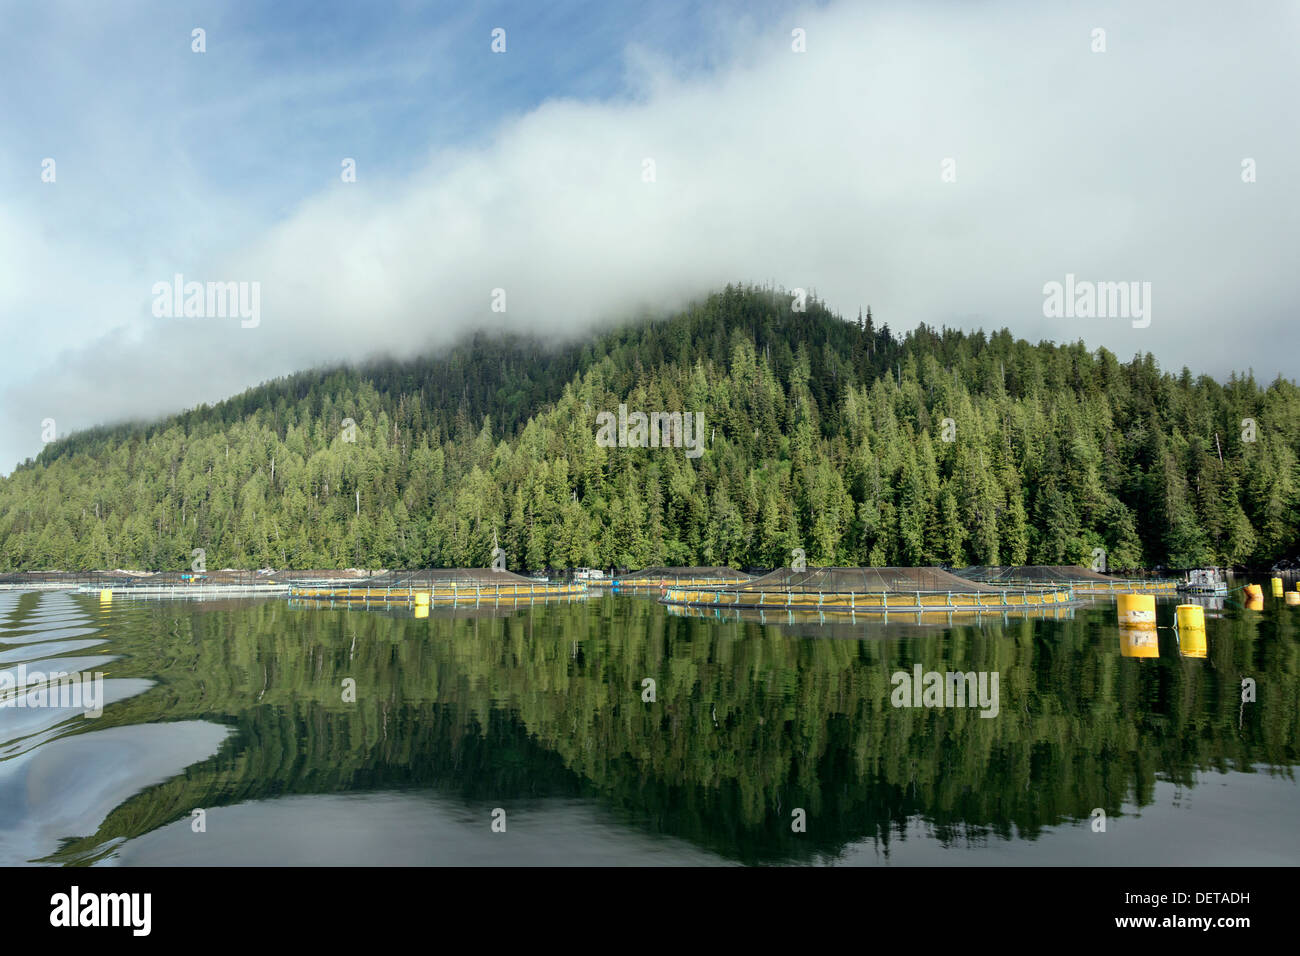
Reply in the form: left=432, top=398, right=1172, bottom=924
left=288, top=568, right=587, bottom=607
left=79, top=569, right=290, bottom=598
left=665, top=598, right=1077, bottom=632
left=613, top=567, right=755, bottom=590
left=951, top=565, right=1177, bottom=595
left=659, top=566, right=1077, bottom=614
left=5, top=571, right=151, bottom=592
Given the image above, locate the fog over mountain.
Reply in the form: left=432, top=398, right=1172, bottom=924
left=2, top=0, right=1297, bottom=473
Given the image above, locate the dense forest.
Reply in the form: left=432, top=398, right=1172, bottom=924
left=1, top=285, right=1297, bottom=571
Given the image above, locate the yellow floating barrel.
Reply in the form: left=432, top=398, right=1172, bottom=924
left=99, top=589, right=113, bottom=603
left=1174, top=605, right=1208, bottom=658
left=1179, top=629, right=1207, bottom=659
left=1286, top=592, right=1300, bottom=606
left=414, top=591, right=430, bottom=606
left=1245, top=585, right=1264, bottom=610
left=1272, top=577, right=1284, bottom=597
left=1119, top=624, right=1160, bottom=658
left=1117, top=593, right=1156, bottom=627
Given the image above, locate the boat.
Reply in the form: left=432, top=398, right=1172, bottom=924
left=1180, top=568, right=1228, bottom=595
left=573, top=568, right=606, bottom=581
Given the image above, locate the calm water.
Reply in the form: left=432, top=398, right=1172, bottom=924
left=1, top=587, right=1296, bottom=866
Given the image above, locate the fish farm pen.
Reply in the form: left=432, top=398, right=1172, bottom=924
left=951, top=565, right=1178, bottom=594
left=75, top=570, right=295, bottom=598
left=613, top=566, right=755, bottom=590
left=2, top=571, right=146, bottom=591
left=660, top=566, right=1077, bottom=613
left=289, top=569, right=587, bottom=606
left=288, top=592, right=588, bottom=617
left=665, top=600, right=1078, bottom=630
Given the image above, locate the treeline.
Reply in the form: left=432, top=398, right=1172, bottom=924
left=1, top=285, right=1297, bottom=571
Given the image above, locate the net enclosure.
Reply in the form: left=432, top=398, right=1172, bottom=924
left=951, top=565, right=1177, bottom=593
left=287, top=568, right=585, bottom=604
left=953, top=565, right=1115, bottom=584
left=659, top=566, right=1078, bottom=612
left=616, top=566, right=754, bottom=586
left=740, top=566, right=1003, bottom=593
left=357, top=568, right=539, bottom=587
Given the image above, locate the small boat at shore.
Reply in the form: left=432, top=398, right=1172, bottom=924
left=1180, top=568, right=1228, bottom=595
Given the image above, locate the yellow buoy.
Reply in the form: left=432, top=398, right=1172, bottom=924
left=1175, top=604, right=1205, bottom=630
left=99, top=589, right=113, bottom=602
left=1271, top=577, right=1284, bottom=596
left=1119, top=625, right=1160, bottom=658
left=1179, top=629, right=1207, bottom=659
left=1246, top=594, right=1264, bottom=611
left=1244, top=584, right=1263, bottom=600
left=414, top=591, right=430, bottom=607
left=1117, top=593, right=1156, bottom=627
left=1286, top=592, right=1300, bottom=606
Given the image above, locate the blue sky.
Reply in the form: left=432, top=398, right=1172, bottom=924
left=2, top=1, right=758, bottom=222
left=1, top=0, right=1298, bottom=473
left=0, top=0, right=793, bottom=452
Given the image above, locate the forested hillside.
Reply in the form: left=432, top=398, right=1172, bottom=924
left=1, top=285, right=1296, bottom=571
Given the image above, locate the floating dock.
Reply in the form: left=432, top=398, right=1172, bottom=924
left=660, top=567, right=1077, bottom=613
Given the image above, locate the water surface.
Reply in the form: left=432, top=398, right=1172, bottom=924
left=0, top=588, right=1295, bottom=865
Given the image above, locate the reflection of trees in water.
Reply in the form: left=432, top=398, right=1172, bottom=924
left=44, top=594, right=1300, bottom=864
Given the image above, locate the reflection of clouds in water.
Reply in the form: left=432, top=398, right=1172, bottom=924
left=5, top=613, right=93, bottom=625
left=831, top=772, right=1300, bottom=867
left=0, top=626, right=102, bottom=645
left=0, top=721, right=231, bottom=864
left=1, top=596, right=99, bottom=645
left=1, top=608, right=91, bottom=627
left=0, top=679, right=155, bottom=756
left=0, top=591, right=231, bottom=864
left=113, top=792, right=734, bottom=867
left=0, top=594, right=132, bottom=752
left=0, top=640, right=108, bottom=664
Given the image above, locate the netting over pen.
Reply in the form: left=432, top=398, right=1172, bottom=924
left=0, top=571, right=147, bottom=586
left=131, top=570, right=282, bottom=586
left=358, top=568, right=539, bottom=587
left=738, top=567, right=1004, bottom=593
left=660, top=566, right=1081, bottom=612
left=953, top=566, right=1117, bottom=584
left=619, top=567, right=754, bottom=583
left=268, top=569, right=374, bottom=584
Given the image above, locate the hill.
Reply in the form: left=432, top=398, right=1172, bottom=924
left=1, top=285, right=1296, bottom=571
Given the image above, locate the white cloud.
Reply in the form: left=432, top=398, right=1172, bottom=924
left=3, top=0, right=1298, bottom=472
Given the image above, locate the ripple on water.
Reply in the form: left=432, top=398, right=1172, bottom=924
left=0, top=720, right=232, bottom=864
left=0, top=592, right=223, bottom=865
left=0, top=626, right=103, bottom=645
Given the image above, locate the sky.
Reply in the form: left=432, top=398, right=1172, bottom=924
left=1, top=0, right=1297, bottom=474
